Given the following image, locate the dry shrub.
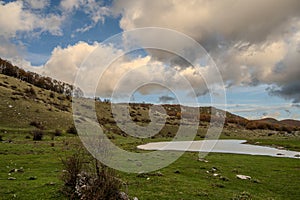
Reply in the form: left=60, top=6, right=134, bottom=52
left=54, top=129, right=63, bottom=136
left=67, top=126, right=78, bottom=135
left=61, top=150, right=123, bottom=200
left=29, top=121, right=44, bottom=130
left=32, top=130, right=43, bottom=141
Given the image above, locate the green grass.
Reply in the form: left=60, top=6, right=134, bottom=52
left=0, top=131, right=299, bottom=200
left=120, top=153, right=300, bottom=199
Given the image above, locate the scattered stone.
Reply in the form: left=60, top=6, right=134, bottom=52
left=9, top=167, right=24, bottom=173
left=236, top=175, right=251, bottom=180
left=118, top=192, right=129, bottom=200
left=17, top=167, right=24, bottom=173
left=8, top=177, right=16, bottom=180
left=9, top=168, right=16, bottom=173
left=146, top=177, right=150, bottom=180
left=211, top=167, right=218, bottom=172
left=198, top=158, right=209, bottom=163
left=133, top=197, right=139, bottom=200
left=45, top=182, right=56, bottom=186
left=137, top=172, right=147, bottom=178
left=28, top=176, right=37, bottom=180
left=213, top=173, right=219, bottom=177
left=252, top=179, right=261, bottom=183
left=155, top=171, right=163, bottom=176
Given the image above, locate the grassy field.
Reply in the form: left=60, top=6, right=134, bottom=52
left=0, top=130, right=299, bottom=200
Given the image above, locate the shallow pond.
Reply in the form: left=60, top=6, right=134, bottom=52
left=137, top=140, right=300, bottom=158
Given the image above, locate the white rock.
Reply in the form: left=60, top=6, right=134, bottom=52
left=236, top=175, right=251, bottom=180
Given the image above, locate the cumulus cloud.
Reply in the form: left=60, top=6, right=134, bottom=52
left=0, top=1, right=64, bottom=38
left=41, top=41, right=99, bottom=83
left=112, top=0, right=300, bottom=102
left=33, top=41, right=210, bottom=99
left=113, top=0, right=300, bottom=45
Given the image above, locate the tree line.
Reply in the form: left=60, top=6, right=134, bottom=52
left=0, top=58, right=83, bottom=97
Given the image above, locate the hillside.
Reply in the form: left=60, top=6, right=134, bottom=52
left=1, top=71, right=300, bottom=137
left=0, top=56, right=299, bottom=135
left=0, top=74, right=73, bottom=130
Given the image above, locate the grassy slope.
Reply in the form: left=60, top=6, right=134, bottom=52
left=0, top=74, right=73, bottom=130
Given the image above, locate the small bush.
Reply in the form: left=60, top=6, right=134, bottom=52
left=54, top=129, right=63, bottom=136
left=67, top=126, right=77, bottom=135
left=50, top=92, right=55, bottom=98
left=0, top=135, right=3, bottom=141
left=32, top=130, right=44, bottom=141
left=25, top=87, right=37, bottom=98
left=29, top=121, right=44, bottom=130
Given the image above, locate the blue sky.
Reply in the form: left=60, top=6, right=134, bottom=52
left=1, top=0, right=300, bottom=120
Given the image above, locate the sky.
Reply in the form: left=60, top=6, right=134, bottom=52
left=1, top=0, right=300, bottom=120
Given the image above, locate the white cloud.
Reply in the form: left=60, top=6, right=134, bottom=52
left=60, top=0, right=82, bottom=11
left=0, top=1, right=64, bottom=38
left=24, top=0, right=50, bottom=9
left=113, top=0, right=300, bottom=44
left=41, top=41, right=99, bottom=84
left=112, top=0, right=300, bottom=102
left=32, top=41, right=210, bottom=98
left=60, top=0, right=110, bottom=33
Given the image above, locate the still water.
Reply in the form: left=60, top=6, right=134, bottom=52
left=138, top=140, right=300, bottom=158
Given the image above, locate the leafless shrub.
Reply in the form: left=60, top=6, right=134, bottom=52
left=61, top=149, right=123, bottom=200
